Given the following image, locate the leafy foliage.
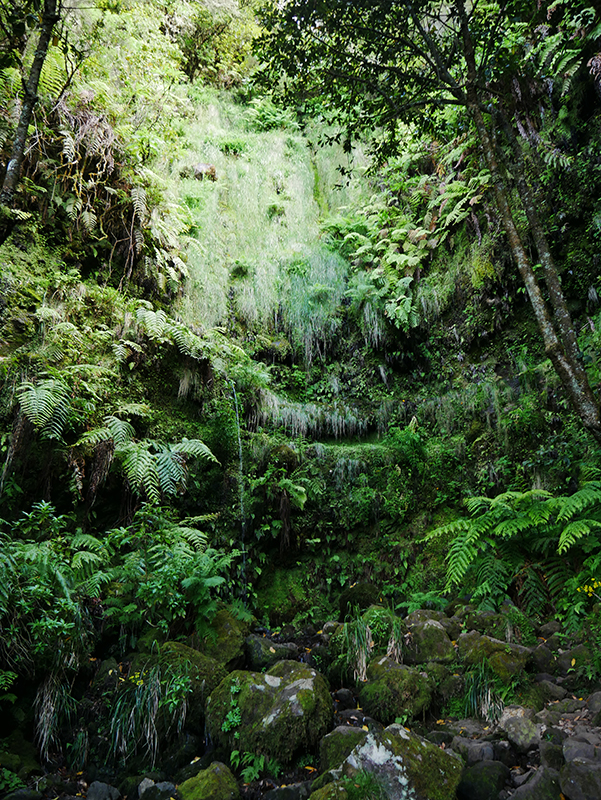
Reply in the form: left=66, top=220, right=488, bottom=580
left=428, top=483, right=601, bottom=617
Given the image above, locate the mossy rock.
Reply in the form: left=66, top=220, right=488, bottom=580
left=160, top=642, right=227, bottom=727
left=206, top=661, right=333, bottom=764
left=255, top=568, right=312, bottom=627
left=320, top=727, right=369, bottom=773
left=359, top=657, right=432, bottom=725
left=244, top=634, right=299, bottom=671
left=457, top=760, right=510, bottom=800
left=404, top=620, right=455, bottom=665
left=200, top=607, right=251, bottom=670
left=178, top=762, right=239, bottom=800
left=339, top=584, right=380, bottom=619
left=309, top=783, right=348, bottom=800
left=326, top=727, right=463, bottom=800
left=1, top=730, right=41, bottom=780
left=457, top=631, right=531, bottom=683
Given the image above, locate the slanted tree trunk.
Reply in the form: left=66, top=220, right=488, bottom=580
left=456, top=0, right=601, bottom=442
left=0, top=0, right=60, bottom=244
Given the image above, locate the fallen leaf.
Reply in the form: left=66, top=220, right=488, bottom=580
left=269, top=647, right=276, bottom=653
left=362, top=725, right=369, bottom=731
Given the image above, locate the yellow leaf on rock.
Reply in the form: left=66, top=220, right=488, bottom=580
left=571, top=658, right=576, bottom=666
left=269, top=647, right=276, bottom=653
left=362, top=725, right=369, bottom=731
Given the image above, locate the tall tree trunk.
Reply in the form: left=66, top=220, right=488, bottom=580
left=0, top=0, right=60, bottom=243
left=495, top=110, right=587, bottom=379
left=456, top=0, right=601, bottom=441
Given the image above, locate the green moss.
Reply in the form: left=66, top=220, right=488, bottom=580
left=178, top=761, right=240, bottom=800
left=255, top=567, right=311, bottom=626
left=206, top=663, right=333, bottom=763
left=320, top=728, right=368, bottom=772
left=359, top=658, right=432, bottom=724
left=201, top=607, right=250, bottom=668
left=309, top=782, right=349, bottom=800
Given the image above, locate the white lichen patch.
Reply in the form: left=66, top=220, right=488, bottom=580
left=264, top=674, right=281, bottom=687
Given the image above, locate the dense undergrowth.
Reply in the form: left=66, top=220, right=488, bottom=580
left=1, top=0, right=601, bottom=783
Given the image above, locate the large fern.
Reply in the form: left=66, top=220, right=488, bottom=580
left=429, top=482, right=601, bottom=613
left=17, top=378, right=72, bottom=440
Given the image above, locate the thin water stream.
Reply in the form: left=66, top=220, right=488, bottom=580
left=231, top=382, right=247, bottom=604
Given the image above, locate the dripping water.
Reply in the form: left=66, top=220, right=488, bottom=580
left=231, top=382, right=247, bottom=603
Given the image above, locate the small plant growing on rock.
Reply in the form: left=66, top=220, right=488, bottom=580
left=221, top=678, right=242, bottom=738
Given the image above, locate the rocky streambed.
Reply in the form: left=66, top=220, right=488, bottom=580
left=2, top=600, right=601, bottom=800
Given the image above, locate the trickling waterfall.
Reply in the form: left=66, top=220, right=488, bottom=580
left=231, top=382, right=247, bottom=603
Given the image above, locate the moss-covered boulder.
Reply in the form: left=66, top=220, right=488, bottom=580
left=0, top=730, right=42, bottom=780
left=255, top=568, right=312, bottom=626
left=457, top=631, right=531, bottom=683
left=245, top=634, right=299, bottom=671
left=200, top=608, right=251, bottom=670
left=178, top=762, right=239, bottom=800
left=358, top=657, right=432, bottom=725
left=318, top=726, right=463, bottom=800
left=309, top=784, right=348, bottom=800
left=160, top=642, right=227, bottom=722
left=320, top=727, right=369, bottom=773
left=206, top=661, right=333, bottom=763
left=404, top=620, right=455, bottom=665
left=457, top=760, right=510, bottom=800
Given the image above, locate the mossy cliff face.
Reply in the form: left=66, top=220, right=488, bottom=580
left=359, top=657, right=432, bottom=724
left=206, top=660, right=333, bottom=763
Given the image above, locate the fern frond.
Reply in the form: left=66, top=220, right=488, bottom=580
left=120, top=444, right=161, bottom=503
left=543, top=557, right=569, bottom=599
left=79, top=570, right=111, bottom=599
left=465, top=496, right=493, bottom=515
left=557, top=519, right=601, bottom=554
left=556, top=482, right=601, bottom=522
left=105, top=416, right=136, bottom=446
left=154, top=450, right=185, bottom=496
left=76, top=427, right=113, bottom=447
left=71, top=550, right=104, bottom=573
left=518, top=567, right=548, bottom=617
left=136, top=306, right=169, bottom=340
left=17, top=379, right=71, bottom=440
left=172, top=438, right=218, bottom=462
left=445, top=526, right=485, bottom=587
left=131, top=186, right=148, bottom=225
left=176, top=526, right=208, bottom=552
left=494, top=516, right=536, bottom=538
